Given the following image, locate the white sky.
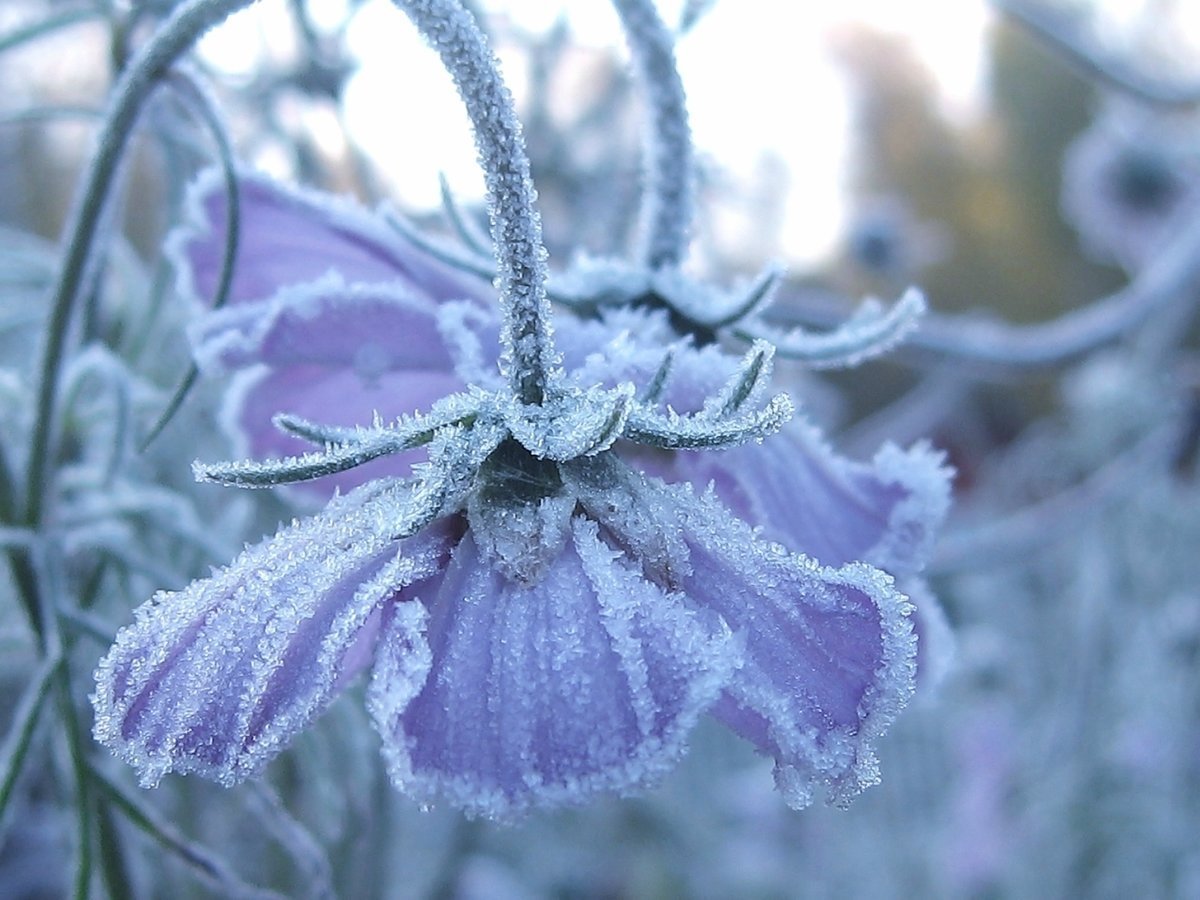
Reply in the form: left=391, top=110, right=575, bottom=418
left=195, top=1, right=1030, bottom=265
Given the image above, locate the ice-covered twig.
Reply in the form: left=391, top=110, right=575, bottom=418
left=773, top=212, right=1200, bottom=371
left=612, top=0, right=694, bottom=268
left=399, top=0, right=557, bottom=405
left=26, top=0, right=256, bottom=535
left=993, top=0, right=1200, bottom=108
left=741, top=288, right=926, bottom=369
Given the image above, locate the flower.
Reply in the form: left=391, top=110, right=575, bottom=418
left=96, top=165, right=953, bottom=818
left=173, top=168, right=952, bottom=674
left=107, top=0, right=945, bottom=808
left=1061, top=102, right=1200, bottom=273
left=93, top=376, right=917, bottom=818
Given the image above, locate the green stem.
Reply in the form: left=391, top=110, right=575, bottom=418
left=24, top=0, right=256, bottom=532
left=611, top=0, right=694, bottom=269
left=397, top=0, right=556, bottom=405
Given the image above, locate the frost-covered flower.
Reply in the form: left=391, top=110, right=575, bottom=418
left=1062, top=102, right=1200, bottom=272
left=95, top=164, right=938, bottom=817
left=92, top=409, right=916, bottom=817
left=92, top=0, right=935, bottom=821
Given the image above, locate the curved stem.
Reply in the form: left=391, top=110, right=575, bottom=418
left=993, top=0, right=1200, bottom=109
left=398, top=0, right=555, bottom=405
left=24, top=0, right=255, bottom=531
left=909, top=211, right=1200, bottom=368
left=611, top=0, right=694, bottom=269
left=771, top=211, right=1200, bottom=372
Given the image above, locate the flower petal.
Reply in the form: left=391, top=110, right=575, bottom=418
left=167, top=168, right=488, bottom=308
left=675, top=486, right=916, bottom=809
left=190, top=279, right=463, bottom=376
left=91, top=484, right=456, bottom=787
left=657, top=417, right=952, bottom=575
left=222, top=364, right=465, bottom=499
left=368, top=517, right=738, bottom=819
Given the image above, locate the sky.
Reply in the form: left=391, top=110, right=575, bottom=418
left=196, top=0, right=1183, bottom=266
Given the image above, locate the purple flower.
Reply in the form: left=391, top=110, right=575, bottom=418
left=175, top=173, right=950, bottom=575
left=91, top=168, right=937, bottom=817
left=1062, top=102, right=1200, bottom=273
left=93, top=416, right=915, bottom=819
left=77, top=0, right=957, bottom=837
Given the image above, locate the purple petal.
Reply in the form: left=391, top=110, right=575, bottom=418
left=368, top=517, right=738, bottom=819
left=650, top=418, right=952, bottom=575
left=223, top=364, right=464, bottom=497
left=92, top=485, right=456, bottom=787
left=675, top=486, right=916, bottom=808
left=191, top=281, right=471, bottom=497
left=190, top=280, right=464, bottom=375
left=167, top=168, right=489, bottom=308
left=556, top=308, right=739, bottom=414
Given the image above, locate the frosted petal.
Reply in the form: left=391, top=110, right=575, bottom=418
left=189, top=278, right=460, bottom=376
left=652, top=417, right=952, bottom=575
left=368, top=518, right=738, bottom=819
left=556, top=306, right=738, bottom=414
left=675, top=486, right=916, bottom=808
left=167, top=167, right=487, bottom=308
left=92, top=484, right=457, bottom=787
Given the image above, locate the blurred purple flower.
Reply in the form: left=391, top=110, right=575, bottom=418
left=91, top=169, right=949, bottom=817
left=1062, top=103, right=1200, bottom=272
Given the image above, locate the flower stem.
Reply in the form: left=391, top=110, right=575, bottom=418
left=611, top=0, right=694, bottom=270
left=396, top=0, right=556, bottom=405
left=23, top=0, right=255, bottom=532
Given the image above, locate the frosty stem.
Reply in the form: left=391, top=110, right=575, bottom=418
left=399, top=0, right=556, bottom=406
left=25, top=0, right=253, bottom=533
left=612, top=0, right=694, bottom=269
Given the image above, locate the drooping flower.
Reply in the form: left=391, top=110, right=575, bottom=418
left=92, top=0, right=929, bottom=819
left=93, top=401, right=915, bottom=817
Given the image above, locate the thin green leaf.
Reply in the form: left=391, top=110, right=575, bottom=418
left=141, top=70, right=241, bottom=451
left=0, top=656, right=60, bottom=828
left=91, top=767, right=287, bottom=900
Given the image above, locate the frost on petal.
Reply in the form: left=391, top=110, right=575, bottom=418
left=557, top=308, right=739, bottom=415
left=368, top=518, right=738, bottom=820
left=654, top=417, right=952, bottom=576
left=92, top=484, right=457, bottom=787
left=190, top=279, right=462, bottom=377
left=676, top=487, right=916, bottom=809
left=166, top=168, right=489, bottom=308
